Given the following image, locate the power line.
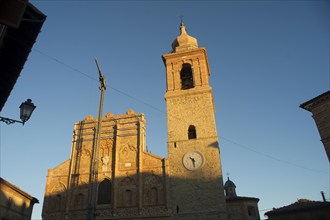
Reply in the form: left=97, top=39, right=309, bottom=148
left=32, top=46, right=328, bottom=175
left=34, top=48, right=167, bottom=115
left=35, top=49, right=98, bottom=82
left=7, top=32, right=167, bottom=115
left=221, top=137, right=328, bottom=174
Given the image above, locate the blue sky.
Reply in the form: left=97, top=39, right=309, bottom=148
left=0, top=1, right=329, bottom=219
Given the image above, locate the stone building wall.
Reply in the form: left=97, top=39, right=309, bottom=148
left=162, top=23, right=227, bottom=219
left=0, top=178, right=38, bottom=220
left=300, top=90, right=330, bottom=161
left=42, top=110, right=169, bottom=220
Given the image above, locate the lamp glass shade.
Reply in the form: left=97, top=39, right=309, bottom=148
left=19, top=99, right=36, bottom=123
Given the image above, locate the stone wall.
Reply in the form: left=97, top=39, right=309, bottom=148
left=0, top=178, right=38, bottom=220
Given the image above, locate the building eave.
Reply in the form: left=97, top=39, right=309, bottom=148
left=300, top=90, right=330, bottom=112
left=0, top=177, right=39, bottom=203
left=0, top=2, right=46, bottom=111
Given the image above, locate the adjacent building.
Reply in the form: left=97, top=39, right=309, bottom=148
left=0, top=1, right=46, bottom=111
left=300, top=90, right=330, bottom=161
left=265, top=199, right=330, bottom=220
left=42, top=23, right=227, bottom=220
left=0, top=177, right=39, bottom=220
left=224, top=177, right=260, bottom=220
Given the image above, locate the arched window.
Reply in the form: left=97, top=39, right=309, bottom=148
left=124, top=189, right=133, bottom=207
left=150, top=187, right=158, bottom=205
left=188, top=125, right=197, bottom=139
left=180, top=64, right=194, bottom=90
left=98, top=179, right=111, bottom=204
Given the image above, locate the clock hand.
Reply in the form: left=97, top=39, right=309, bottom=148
left=189, top=157, right=196, bottom=167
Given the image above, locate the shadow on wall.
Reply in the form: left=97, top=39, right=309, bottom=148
left=42, top=171, right=167, bottom=220
left=0, top=188, right=38, bottom=220
left=42, top=172, right=226, bottom=220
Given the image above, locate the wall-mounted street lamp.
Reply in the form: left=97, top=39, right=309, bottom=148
left=0, top=99, right=36, bottom=125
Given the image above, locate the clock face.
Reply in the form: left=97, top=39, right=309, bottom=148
left=182, top=151, right=204, bottom=170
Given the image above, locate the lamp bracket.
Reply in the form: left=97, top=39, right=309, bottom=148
left=0, top=116, right=23, bottom=125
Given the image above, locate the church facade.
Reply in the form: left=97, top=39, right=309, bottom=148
left=42, top=23, right=227, bottom=220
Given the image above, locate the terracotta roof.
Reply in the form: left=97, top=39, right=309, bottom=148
left=226, top=196, right=259, bottom=202
left=265, top=199, right=330, bottom=217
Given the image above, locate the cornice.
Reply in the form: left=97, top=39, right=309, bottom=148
left=162, top=47, right=207, bottom=62
left=0, top=177, right=39, bottom=203
left=164, top=86, right=213, bottom=100
left=300, top=90, right=330, bottom=111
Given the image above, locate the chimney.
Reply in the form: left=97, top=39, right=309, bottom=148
left=321, top=191, right=326, bottom=202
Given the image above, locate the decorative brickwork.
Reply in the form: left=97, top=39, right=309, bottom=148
left=42, top=111, right=168, bottom=219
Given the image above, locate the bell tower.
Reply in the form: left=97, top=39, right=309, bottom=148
left=162, top=23, right=227, bottom=219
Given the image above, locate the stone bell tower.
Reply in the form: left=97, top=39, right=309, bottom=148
left=162, top=23, right=227, bottom=219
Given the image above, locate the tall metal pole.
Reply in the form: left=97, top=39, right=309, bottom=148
left=87, top=59, right=107, bottom=220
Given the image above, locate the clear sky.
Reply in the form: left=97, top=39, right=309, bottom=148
left=0, top=0, right=329, bottom=219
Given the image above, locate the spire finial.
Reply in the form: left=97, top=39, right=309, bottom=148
left=179, top=15, right=184, bottom=25
left=179, top=15, right=187, bottom=35
left=171, top=16, right=198, bottom=52
left=226, top=172, right=230, bottom=180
